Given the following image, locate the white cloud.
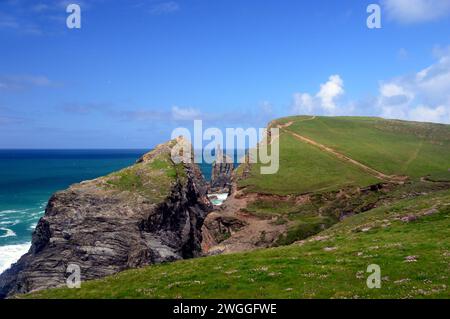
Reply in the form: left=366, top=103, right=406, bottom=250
left=0, top=12, right=19, bottom=29
left=432, top=45, right=450, bottom=58
left=0, top=75, right=53, bottom=90
left=376, top=52, right=450, bottom=123
left=149, top=1, right=180, bottom=15
left=380, top=83, right=410, bottom=97
left=171, top=106, right=202, bottom=121
left=316, top=75, right=345, bottom=111
left=289, top=52, right=450, bottom=124
left=381, top=0, right=450, bottom=24
left=31, top=3, right=52, bottom=12
left=291, top=75, right=344, bottom=115
left=292, top=93, right=314, bottom=114
left=409, top=105, right=449, bottom=123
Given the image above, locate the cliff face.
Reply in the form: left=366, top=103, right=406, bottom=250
left=0, top=139, right=212, bottom=298
left=209, top=148, right=234, bottom=194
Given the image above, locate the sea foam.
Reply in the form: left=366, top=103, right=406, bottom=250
left=0, top=243, right=31, bottom=274
left=0, top=228, right=16, bottom=238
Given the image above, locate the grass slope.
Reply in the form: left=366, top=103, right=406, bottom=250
left=237, top=116, right=450, bottom=195
left=237, top=132, right=379, bottom=195
left=281, top=116, right=450, bottom=181
left=27, top=189, right=450, bottom=299
left=103, top=146, right=185, bottom=203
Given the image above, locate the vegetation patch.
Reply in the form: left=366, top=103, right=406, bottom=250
left=104, top=151, right=185, bottom=202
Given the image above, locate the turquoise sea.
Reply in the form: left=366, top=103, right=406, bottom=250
left=0, top=150, right=216, bottom=273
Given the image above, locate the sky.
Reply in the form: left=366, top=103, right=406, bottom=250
left=0, top=0, right=450, bottom=149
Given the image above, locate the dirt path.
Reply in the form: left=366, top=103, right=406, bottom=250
left=403, top=140, right=423, bottom=172
left=279, top=120, right=407, bottom=183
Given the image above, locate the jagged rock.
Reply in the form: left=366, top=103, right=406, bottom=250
left=201, top=212, right=247, bottom=251
left=210, top=147, right=234, bottom=194
left=0, top=139, right=212, bottom=298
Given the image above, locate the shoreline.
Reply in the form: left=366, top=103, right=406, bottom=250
left=0, top=242, right=31, bottom=274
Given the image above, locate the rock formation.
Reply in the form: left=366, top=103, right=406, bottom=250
left=209, top=146, right=234, bottom=194
left=0, top=138, right=212, bottom=298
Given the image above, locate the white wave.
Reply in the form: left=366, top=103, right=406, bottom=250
left=30, top=210, right=45, bottom=217
left=0, top=209, right=21, bottom=215
left=0, top=220, right=20, bottom=227
left=0, top=243, right=31, bottom=274
left=29, top=223, right=37, bottom=230
left=208, top=193, right=229, bottom=206
left=0, top=228, right=16, bottom=238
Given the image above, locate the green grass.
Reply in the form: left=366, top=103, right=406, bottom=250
left=276, top=215, right=335, bottom=246
left=284, top=116, right=450, bottom=181
left=237, top=133, right=379, bottom=195
left=26, top=189, right=450, bottom=299
left=245, top=198, right=299, bottom=217
left=104, top=151, right=185, bottom=202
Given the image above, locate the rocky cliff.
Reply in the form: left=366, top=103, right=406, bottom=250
left=209, top=147, right=234, bottom=194
left=0, top=138, right=212, bottom=298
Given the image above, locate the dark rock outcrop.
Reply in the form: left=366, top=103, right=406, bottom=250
left=0, top=139, right=212, bottom=298
left=201, top=212, right=248, bottom=251
left=209, top=147, right=234, bottom=194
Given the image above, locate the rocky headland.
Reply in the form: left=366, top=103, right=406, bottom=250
left=0, top=138, right=213, bottom=298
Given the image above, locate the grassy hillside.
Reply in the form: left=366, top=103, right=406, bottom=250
left=238, top=116, right=450, bottom=196
left=26, top=189, right=450, bottom=299
left=237, top=132, right=379, bottom=195
left=280, top=116, right=450, bottom=181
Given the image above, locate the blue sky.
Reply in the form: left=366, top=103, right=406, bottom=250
left=1, top=0, right=450, bottom=148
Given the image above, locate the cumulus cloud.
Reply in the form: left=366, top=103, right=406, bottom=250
left=289, top=52, right=450, bottom=124
left=376, top=53, right=450, bottom=123
left=291, top=75, right=345, bottom=115
left=381, top=0, right=450, bottom=24
left=317, top=75, right=345, bottom=111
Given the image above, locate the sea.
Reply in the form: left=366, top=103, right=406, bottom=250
left=0, top=149, right=216, bottom=274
